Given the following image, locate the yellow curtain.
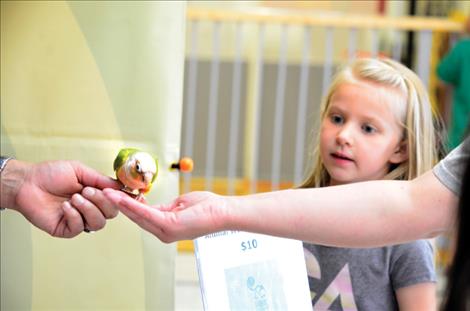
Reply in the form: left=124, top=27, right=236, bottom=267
left=1, top=1, right=186, bottom=310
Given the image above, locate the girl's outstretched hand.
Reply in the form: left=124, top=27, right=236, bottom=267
left=103, top=189, right=231, bottom=243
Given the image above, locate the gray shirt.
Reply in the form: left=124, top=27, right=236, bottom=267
left=433, top=137, right=470, bottom=196
left=303, top=241, right=436, bottom=311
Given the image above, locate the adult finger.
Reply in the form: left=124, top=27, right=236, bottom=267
left=161, top=191, right=213, bottom=212
left=72, top=162, right=121, bottom=190
left=61, top=201, right=85, bottom=238
left=155, top=198, right=180, bottom=211
left=103, top=188, right=169, bottom=212
left=103, top=189, right=168, bottom=237
left=104, top=189, right=149, bottom=218
left=71, top=193, right=106, bottom=231
left=81, top=187, right=119, bottom=219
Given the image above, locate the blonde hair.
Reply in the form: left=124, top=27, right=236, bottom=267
left=300, top=58, right=439, bottom=188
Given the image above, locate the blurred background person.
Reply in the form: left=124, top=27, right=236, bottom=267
left=436, top=16, right=470, bottom=150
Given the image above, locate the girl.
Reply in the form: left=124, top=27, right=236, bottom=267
left=102, top=58, right=447, bottom=309
left=301, top=58, right=438, bottom=310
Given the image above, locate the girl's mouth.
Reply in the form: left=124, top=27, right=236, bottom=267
left=331, top=152, right=354, bottom=162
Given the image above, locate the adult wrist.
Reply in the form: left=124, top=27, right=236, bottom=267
left=0, top=159, right=28, bottom=211
left=0, top=157, right=14, bottom=210
left=225, top=195, right=246, bottom=231
left=0, top=156, right=14, bottom=174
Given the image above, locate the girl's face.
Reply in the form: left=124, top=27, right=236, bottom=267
left=320, top=81, right=408, bottom=186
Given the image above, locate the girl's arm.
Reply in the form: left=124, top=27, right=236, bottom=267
left=395, top=283, right=437, bottom=311
left=103, top=169, right=458, bottom=247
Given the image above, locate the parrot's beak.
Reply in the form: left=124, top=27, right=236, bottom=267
left=143, top=172, right=154, bottom=185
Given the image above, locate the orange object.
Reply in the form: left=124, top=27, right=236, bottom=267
left=171, top=157, right=194, bottom=173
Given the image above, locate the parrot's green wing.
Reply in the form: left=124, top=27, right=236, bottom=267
left=113, top=148, right=139, bottom=171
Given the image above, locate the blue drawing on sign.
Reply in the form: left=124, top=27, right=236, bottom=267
left=224, top=260, right=287, bottom=310
left=247, top=276, right=269, bottom=310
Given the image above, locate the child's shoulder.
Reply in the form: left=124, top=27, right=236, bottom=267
left=388, top=239, right=435, bottom=259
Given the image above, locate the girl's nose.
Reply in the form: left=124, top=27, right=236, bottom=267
left=336, top=125, right=354, bottom=146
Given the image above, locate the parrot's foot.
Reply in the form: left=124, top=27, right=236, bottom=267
left=120, top=187, right=145, bottom=201
left=121, top=186, right=140, bottom=198
left=135, top=193, right=145, bottom=202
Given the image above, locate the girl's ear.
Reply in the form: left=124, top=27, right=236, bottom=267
left=389, top=140, right=408, bottom=164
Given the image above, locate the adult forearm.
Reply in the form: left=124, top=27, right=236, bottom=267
left=227, top=173, right=456, bottom=247
left=228, top=184, right=410, bottom=247
left=0, top=159, right=30, bottom=211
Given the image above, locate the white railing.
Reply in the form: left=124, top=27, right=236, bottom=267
left=181, top=7, right=463, bottom=195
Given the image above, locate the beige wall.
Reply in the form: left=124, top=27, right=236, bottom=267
left=1, top=1, right=185, bottom=310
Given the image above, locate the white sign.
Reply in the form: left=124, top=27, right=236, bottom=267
left=194, top=231, right=312, bottom=311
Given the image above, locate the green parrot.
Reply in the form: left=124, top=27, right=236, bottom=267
left=113, top=148, right=158, bottom=198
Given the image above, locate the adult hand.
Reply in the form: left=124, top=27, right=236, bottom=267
left=1, top=159, right=121, bottom=238
left=103, top=189, right=230, bottom=243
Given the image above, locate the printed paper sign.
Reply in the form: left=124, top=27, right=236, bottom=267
left=194, top=231, right=312, bottom=311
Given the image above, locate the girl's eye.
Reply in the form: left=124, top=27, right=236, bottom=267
left=362, top=124, right=377, bottom=134
left=330, top=114, right=343, bottom=124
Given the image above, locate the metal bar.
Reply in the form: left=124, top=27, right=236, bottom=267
left=322, top=27, right=334, bottom=98
left=249, top=24, right=266, bottom=194
left=205, top=22, right=221, bottom=191
left=186, top=8, right=464, bottom=32
left=392, top=30, right=403, bottom=61
left=415, top=30, right=432, bottom=89
left=271, top=24, right=289, bottom=191
left=370, top=28, right=378, bottom=57
left=294, top=25, right=312, bottom=186
left=348, top=27, right=357, bottom=61
left=227, top=22, right=243, bottom=195
left=183, top=20, right=199, bottom=194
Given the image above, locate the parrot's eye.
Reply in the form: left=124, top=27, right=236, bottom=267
left=136, top=163, right=141, bottom=172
